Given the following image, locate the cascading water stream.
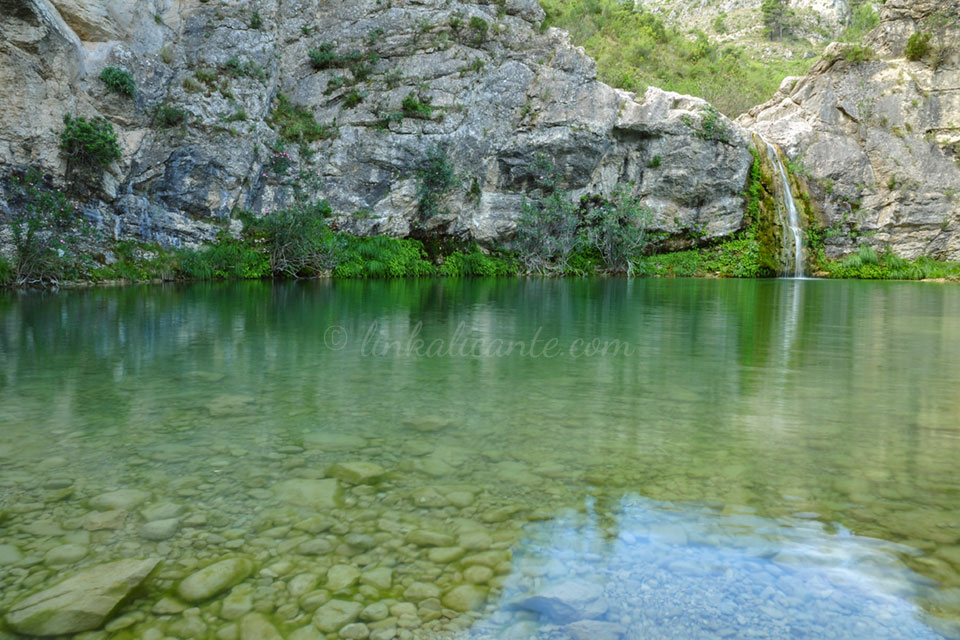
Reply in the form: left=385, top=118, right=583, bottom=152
left=762, top=139, right=805, bottom=278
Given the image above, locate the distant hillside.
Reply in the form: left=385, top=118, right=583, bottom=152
left=539, top=0, right=880, bottom=116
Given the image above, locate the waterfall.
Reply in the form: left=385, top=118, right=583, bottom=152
left=762, top=140, right=805, bottom=278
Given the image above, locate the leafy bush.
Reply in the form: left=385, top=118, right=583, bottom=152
left=268, top=94, right=337, bottom=143
left=242, top=202, right=338, bottom=277
left=60, top=114, right=122, bottom=178
left=840, top=44, right=875, bottom=63
left=309, top=43, right=338, bottom=69
left=905, top=31, right=931, bottom=61
left=580, top=186, right=653, bottom=275
left=636, top=227, right=766, bottom=278
left=514, top=154, right=580, bottom=274
left=819, top=245, right=960, bottom=280
left=0, top=255, right=12, bottom=287
left=469, top=16, right=489, bottom=44
left=176, top=235, right=269, bottom=280
left=250, top=9, right=262, bottom=29
left=152, top=103, right=189, bottom=128
left=343, top=89, right=366, bottom=109
left=5, top=169, right=98, bottom=286
left=416, top=146, right=458, bottom=220
left=439, top=246, right=518, bottom=276
left=401, top=92, right=433, bottom=119
left=333, top=235, right=436, bottom=278
left=683, top=105, right=730, bottom=143
left=99, top=66, right=136, bottom=97
left=224, top=56, right=267, bottom=82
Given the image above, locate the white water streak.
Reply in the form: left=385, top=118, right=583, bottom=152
left=763, top=140, right=805, bottom=278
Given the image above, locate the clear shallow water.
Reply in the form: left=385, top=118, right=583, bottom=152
left=1, top=278, right=960, bottom=639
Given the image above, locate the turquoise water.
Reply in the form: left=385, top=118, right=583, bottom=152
left=1, top=278, right=960, bottom=639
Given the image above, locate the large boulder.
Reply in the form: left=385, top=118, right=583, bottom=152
left=4, top=557, right=160, bottom=636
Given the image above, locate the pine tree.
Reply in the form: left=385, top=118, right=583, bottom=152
left=761, top=0, right=793, bottom=41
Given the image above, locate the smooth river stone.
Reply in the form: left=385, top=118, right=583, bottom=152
left=0, top=543, right=23, bottom=565
left=403, top=582, right=440, bottom=602
left=443, top=585, right=487, bottom=612
left=89, top=489, right=151, bottom=511
left=5, top=557, right=160, bottom=636
left=405, top=530, right=455, bottom=547
left=140, top=518, right=180, bottom=541
left=178, top=558, right=254, bottom=603
left=44, top=544, right=88, bottom=566
left=514, top=580, right=608, bottom=624
left=360, top=567, right=392, bottom=590
left=327, top=462, right=385, bottom=485
left=240, top=612, right=282, bottom=640
left=428, top=547, right=466, bottom=564
left=141, top=502, right=187, bottom=522
left=273, top=479, right=338, bottom=508
left=83, top=509, right=127, bottom=531
left=326, top=565, right=361, bottom=591
left=312, top=599, right=362, bottom=633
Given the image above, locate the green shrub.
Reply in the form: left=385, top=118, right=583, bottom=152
left=250, top=9, right=262, bottom=29
left=905, top=31, right=931, bottom=61
left=268, top=94, right=337, bottom=143
left=514, top=154, right=579, bottom=273
left=635, top=226, right=766, bottom=278
left=401, top=92, right=433, bottom=119
left=579, top=186, right=653, bottom=275
left=6, top=168, right=98, bottom=286
left=416, top=146, right=458, bottom=220
left=242, top=201, right=337, bottom=277
left=647, top=155, right=662, bottom=169
left=60, top=114, right=122, bottom=178
left=469, top=16, right=489, bottom=43
left=683, top=105, right=729, bottom=142
left=176, top=234, right=269, bottom=280
left=151, top=103, right=189, bottom=128
left=439, top=246, right=517, bottom=276
left=712, top=13, right=727, bottom=34
left=841, top=44, right=875, bottom=63
left=99, top=66, right=136, bottom=97
left=224, top=56, right=267, bottom=81
left=326, top=75, right=348, bottom=93
left=309, top=43, right=338, bottom=69
left=333, top=235, right=436, bottom=278
left=0, top=255, right=12, bottom=286
left=343, top=88, right=366, bottom=109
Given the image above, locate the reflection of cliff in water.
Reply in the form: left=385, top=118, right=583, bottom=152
left=465, top=497, right=957, bottom=640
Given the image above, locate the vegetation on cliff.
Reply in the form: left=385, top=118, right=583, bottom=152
left=538, top=0, right=814, bottom=116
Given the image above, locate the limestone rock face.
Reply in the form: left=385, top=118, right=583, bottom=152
left=4, top=557, right=159, bottom=636
left=0, top=0, right=754, bottom=251
left=739, top=3, right=960, bottom=260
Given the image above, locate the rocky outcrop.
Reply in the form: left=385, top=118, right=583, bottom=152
left=0, top=0, right=754, bottom=251
left=739, top=1, right=960, bottom=260
left=4, top=557, right=159, bottom=635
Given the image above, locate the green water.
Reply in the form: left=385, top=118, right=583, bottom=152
left=1, top=278, right=960, bottom=639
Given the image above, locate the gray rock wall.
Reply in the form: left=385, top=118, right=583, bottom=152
left=739, top=1, right=960, bottom=260
left=0, top=0, right=753, bottom=249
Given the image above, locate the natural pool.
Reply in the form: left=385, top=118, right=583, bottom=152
left=1, top=278, right=960, bottom=640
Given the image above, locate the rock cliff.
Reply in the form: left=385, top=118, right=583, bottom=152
left=0, top=0, right=754, bottom=250
left=739, top=0, right=960, bottom=260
